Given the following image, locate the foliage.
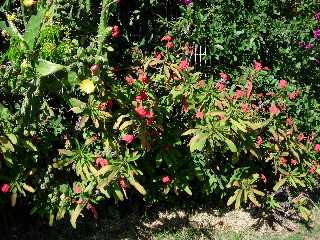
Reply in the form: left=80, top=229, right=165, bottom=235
left=0, top=0, right=319, bottom=228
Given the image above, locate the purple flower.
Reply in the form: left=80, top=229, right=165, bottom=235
left=180, top=0, right=193, bottom=6
left=299, top=41, right=305, bottom=48
left=315, top=11, right=320, bottom=21
left=304, top=42, right=314, bottom=49
left=299, top=41, right=314, bottom=50
left=313, top=29, right=320, bottom=39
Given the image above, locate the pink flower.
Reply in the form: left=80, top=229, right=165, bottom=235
left=260, top=174, right=267, bottom=184
left=256, top=136, right=263, bottom=145
left=161, top=35, right=172, bottom=41
left=298, top=133, right=305, bottom=142
left=269, top=104, right=280, bottom=116
left=290, top=159, right=298, bottom=166
left=182, top=95, right=189, bottom=113
left=279, top=79, right=287, bottom=89
left=219, top=72, right=229, bottom=81
left=314, top=144, right=320, bottom=153
left=119, top=177, right=126, bottom=190
left=280, top=157, right=287, bottom=166
left=135, top=106, right=147, bottom=118
left=218, top=114, right=225, bottom=120
left=195, top=111, right=204, bottom=119
left=96, top=157, right=108, bottom=167
left=1, top=183, right=9, bottom=193
left=216, top=82, right=225, bottom=91
left=162, top=176, right=171, bottom=185
left=145, top=111, right=154, bottom=119
left=125, top=76, right=135, bottom=85
left=254, top=61, right=270, bottom=71
left=90, top=64, right=100, bottom=75
left=235, top=89, right=243, bottom=99
left=254, top=61, right=263, bottom=71
left=287, top=117, right=294, bottom=126
left=122, top=134, right=135, bottom=144
left=179, top=59, right=189, bottom=71
left=288, top=91, right=299, bottom=100
left=155, top=53, right=162, bottom=60
left=74, top=185, right=81, bottom=193
left=246, top=80, right=253, bottom=99
left=242, top=102, right=250, bottom=113
left=166, top=41, right=174, bottom=49
left=111, top=25, right=121, bottom=38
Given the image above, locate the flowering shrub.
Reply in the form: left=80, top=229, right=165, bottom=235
left=0, top=0, right=319, bottom=228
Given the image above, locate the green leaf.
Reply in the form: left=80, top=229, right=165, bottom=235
left=273, top=178, right=287, bottom=191
left=113, top=114, right=129, bottom=130
left=6, top=133, right=17, bottom=145
left=36, top=59, right=64, bottom=77
left=189, top=133, right=208, bottom=152
left=23, top=140, right=37, bottom=151
left=182, top=129, right=198, bottom=136
left=128, top=178, right=147, bottom=195
left=70, top=204, right=84, bottom=228
left=224, top=138, right=237, bottom=153
left=248, top=192, right=261, bottom=207
left=183, top=185, right=192, bottom=196
left=24, top=8, right=46, bottom=49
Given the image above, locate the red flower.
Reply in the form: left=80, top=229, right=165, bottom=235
left=314, top=144, right=320, bottom=153
left=145, top=111, right=154, bottom=119
left=280, top=157, right=287, bottom=166
left=1, top=183, right=9, bottom=193
left=269, top=104, right=280, bottom=116
left=111, top=25, right=121, bottom=38
left=122, top=134, right=135, bottom=144
left=298, top=133, right=305, bottom=142
left=235, top=89, right=243, bottom=99
left=138, top=70, right=149, bottom=84
left=136, top=90, right=148, bottom=102
left=74, top=185, right=81, bottom=193
left=279, top=79, right=287, bottom=89
left=162, top=176, right=171, bottom=185
left=219, top=72, right=229, bottom=81
left=216, top=82, right=225, bottom=91
left=146, top=118, right=154, bottom=126
left=161, top=35, right=172, bottom=41
left=309, top=166, right=317, bottom=174
left=125, top=76, right=135, bottom=85
left=166, top=41, right=174, bottom=49
left=195, top=111, right=204, bottom=119
left=287, top=117, right=294, bottom=126
left=290, top=159, right=298, bottom=166
left=179, top=59, right=189, bottom=71
left=242, top=102, right=250, bottom=113
left=256, top=136, right=263, bottom=145
left=96, top=157, right=108, bottom=168
left=135, top=106, right=147, bottom=118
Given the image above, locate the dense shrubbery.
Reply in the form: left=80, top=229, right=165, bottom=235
left=0, top=0, right=319, bottom=227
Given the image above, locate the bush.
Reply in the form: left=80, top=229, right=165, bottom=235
left=0, top=0, right=319, bottom=227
